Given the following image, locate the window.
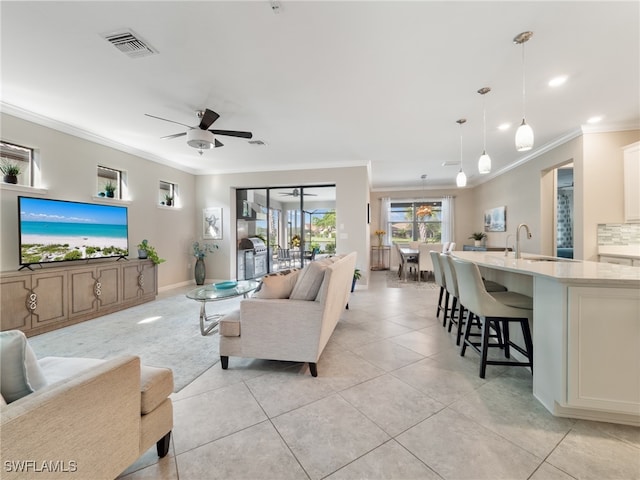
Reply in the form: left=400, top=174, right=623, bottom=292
left=97, top=165, right=122, bottom=199
left=389, top=200, right=442, bottom=243
left=1, top=141, right=33, bottom=186
left=159, top=181, right=177, bottom=206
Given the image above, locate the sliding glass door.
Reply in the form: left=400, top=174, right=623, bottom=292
left=236, top=185, right=336, bottom=278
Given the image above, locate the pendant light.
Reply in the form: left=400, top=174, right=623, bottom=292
left=477, top=87, right=492, bottom=174
left=514, top=31, right=534, bottom=151
left=456, top=118, right=467, bottom=187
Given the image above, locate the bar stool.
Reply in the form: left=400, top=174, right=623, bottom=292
left=429, top=251, right=449, bottom=323
left=451, top=256, right=533, bottom=379
left=440, top=253, right=461, bottom=336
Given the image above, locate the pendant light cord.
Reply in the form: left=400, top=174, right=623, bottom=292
left=521, top=42, right=526, bottom=119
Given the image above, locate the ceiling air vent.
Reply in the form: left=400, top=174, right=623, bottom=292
left=103, top=29, right=158, bottom=58
left=248, top=140, right=266, bottom=146
left=441, top=161, right=459, bottom=167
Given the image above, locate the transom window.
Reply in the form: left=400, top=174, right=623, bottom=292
left=159, top=181, right=177, bottom=206
left=1, top=141, right=33, bottom=186
left=389, top=201, right=442, bottom=243
left=97, top=165, right=122, bottom=199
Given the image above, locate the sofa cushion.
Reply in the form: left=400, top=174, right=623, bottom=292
left=140, top=365, right=174, bottom=415
left=290, top=259, right=333, bottom=301
left=254, top=269, right=300, bottom=299
left=0, top=330, right=48, bottom=403
left=219, top=309, right=241, bottom=337
left=39, top=356, right=106, bottom=384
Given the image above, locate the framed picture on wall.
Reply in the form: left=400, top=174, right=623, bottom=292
left=203, top=207, right=223, bottom=239
left=484, top=206, right=506, bottom=232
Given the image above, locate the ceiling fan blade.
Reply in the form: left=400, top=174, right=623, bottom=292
left=145, top=113, right=194, bottom=129
left=303, top=193, right=318, bottom=196
left=214, top=139, right=224, bottom=148
left=209, top=129, right=253, bottom=139
left=199, top=109, right=220, bottom=130
left=160, top=132, right=187, bottom=140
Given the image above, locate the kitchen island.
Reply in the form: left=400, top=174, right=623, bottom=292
left=452, top=251, right=640, bottom=426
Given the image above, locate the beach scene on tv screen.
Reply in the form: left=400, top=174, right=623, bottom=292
left=20, top=198, right=128, bottom=264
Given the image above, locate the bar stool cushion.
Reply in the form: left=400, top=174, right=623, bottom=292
left=490, top=291, right=534, bottom=310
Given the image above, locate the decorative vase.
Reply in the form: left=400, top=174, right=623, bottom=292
left=106, top=191, right=114, bottom=198
left=377, top=234, right=383, bottom=247
left=3, top=175, right=18, bottom=184
left=194, top=257, right=206, bottom=285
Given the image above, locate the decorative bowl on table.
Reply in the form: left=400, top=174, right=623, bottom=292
left=214, top=281, right=238, bottom=290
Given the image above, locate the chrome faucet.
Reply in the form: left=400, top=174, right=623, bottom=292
left=515, top=224, right=532, bottom=259
left=505, top=234, right=514, bottom=256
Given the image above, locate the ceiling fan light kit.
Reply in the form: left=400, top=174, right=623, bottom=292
left=187, top=129, right=215, bottom=154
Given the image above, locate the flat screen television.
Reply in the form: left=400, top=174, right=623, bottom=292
left=18, top=196, right=129, bottom=266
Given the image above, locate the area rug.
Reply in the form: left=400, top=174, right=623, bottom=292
left=28, top=288, right=239, bottom=392
left=385, top=270, right=438, bottom=289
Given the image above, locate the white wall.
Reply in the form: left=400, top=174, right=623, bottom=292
left=0, top=114, right=197, bottom=287
left=195, top=166, right=370, bottom=283
left=472, top=129, right=639, bottom=260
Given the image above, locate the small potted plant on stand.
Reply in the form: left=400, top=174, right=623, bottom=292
left=164, top=194, right=174, bottom=207
left=137, top=239, right=165, bottom=265
left=1, top=161, right=22, bottom=184
left=469, top=232, right=487, bottom=247
left=192, top=241, right=218, bottom=285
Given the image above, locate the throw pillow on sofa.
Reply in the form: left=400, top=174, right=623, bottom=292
left=254, top=268, right=300, bottom=299
left=290, top=258, right=335, bottom=301
left=0, top=330, right=48, bottom=403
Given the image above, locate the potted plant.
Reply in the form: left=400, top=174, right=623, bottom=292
left=164, top=194, right=174, bottom=206
left=351, top=268, right=362, bottom=292
left=104, top=181, right=116, bottom=198
left=1, top=161, right=21, bottom=184
left=469, top=232, right=487, bottom=247
left=137, top=239, right=165, bottom=265
left=192, top=241, right=218, bottom=285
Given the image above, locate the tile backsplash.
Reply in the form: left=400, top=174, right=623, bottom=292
left=597, top=223, right=640, bottom=245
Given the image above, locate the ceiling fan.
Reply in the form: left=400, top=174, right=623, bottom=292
left=145, top=108, right=253, bottom=155
left=279, top=188, right=317, bottom=197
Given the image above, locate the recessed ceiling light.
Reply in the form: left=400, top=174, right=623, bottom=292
left=587, top=116, right=603, bottom=124
left=548, top=75, right=568, bottom=87
left=497, top=123, right=511, bottom=131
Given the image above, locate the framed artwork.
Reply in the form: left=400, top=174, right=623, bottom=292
left=203, top=207, right=223, bottom=239
left=484, top=206, right=507, bottom=232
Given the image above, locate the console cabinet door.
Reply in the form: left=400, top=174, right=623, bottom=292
left=138, top=262, right=157, bottom=298
left=31, top=271, right=68, bottom=328
left=69, top=268, right=98, bottom=318
left=0, top=275, right=33, bottom=332
left=122, top=263, right=144, bottom=302
left=96, top=264, right=120, bottom=310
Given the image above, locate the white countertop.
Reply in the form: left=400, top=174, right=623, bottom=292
left=452, top=251, right=640, bottom=285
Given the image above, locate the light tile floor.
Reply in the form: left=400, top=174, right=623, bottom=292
left=119, top=271, right=640, bottom=480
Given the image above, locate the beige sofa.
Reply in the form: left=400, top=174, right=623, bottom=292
left=1, top=351, right=173, bottom=480
left=219, top=252, right=357, bottom=376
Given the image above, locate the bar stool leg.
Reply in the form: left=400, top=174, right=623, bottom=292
left=479, top=316, right=491, bottom=379
left=442, top=291, right=450, bottom=327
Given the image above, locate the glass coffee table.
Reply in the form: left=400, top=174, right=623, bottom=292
left=186, top=280, right=260, bottom=336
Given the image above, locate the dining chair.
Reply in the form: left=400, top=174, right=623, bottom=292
left=451, top=256, right=534, bottom=378
left=277, top=248, right=292, bottom=269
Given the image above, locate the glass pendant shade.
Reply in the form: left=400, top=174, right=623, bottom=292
left=515, top=119, right=534, bottom=151
left=456, top=169, right=467, bottom=187
left=478, top=151, right=491, bottom=174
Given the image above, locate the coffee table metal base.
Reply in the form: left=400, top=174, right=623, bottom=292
left=199, top=303, right=223, bottom=336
